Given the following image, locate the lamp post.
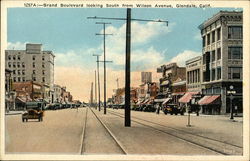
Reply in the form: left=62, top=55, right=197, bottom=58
left=227, top=85, right=236, bottom=120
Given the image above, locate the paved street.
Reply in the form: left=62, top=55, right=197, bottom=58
left=5, top=107, right=243, bottom=155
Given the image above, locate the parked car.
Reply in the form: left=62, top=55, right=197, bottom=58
left=22, top=101, right=45, bottom=122
left=163, top=104, right=185, bottom=115
left=143, top=105, right=156, bottom=112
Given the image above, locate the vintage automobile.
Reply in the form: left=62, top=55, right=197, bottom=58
left=163, top=104, right=185, bottom=115
left=22, top=101, right=45, bottom=122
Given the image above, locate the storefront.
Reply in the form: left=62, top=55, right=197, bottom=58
left=198, top=95, right=221, bottom=115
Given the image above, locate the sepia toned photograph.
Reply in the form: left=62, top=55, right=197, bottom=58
left=1, top=1, right=249, bottom=160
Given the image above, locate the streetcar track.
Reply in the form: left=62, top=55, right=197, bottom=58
left=80, top=107, right=127, bottom=155
left=79, top=107, right=88, bottom=154
left=108, top=110, right=242, bottom=155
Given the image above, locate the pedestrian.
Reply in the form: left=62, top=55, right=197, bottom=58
left=156, top=104, right=160, bottom=114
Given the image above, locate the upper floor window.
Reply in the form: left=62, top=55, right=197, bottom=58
left=17, top=55, right=21, bottom=60
left=217, top=67, right=221, bottom=80
left=217, top=28, right=221, bottom=41
left=42, top=56, right=45, bottom=61
left=228, top=26, right=242, bottom=39
left=228, top=67, right=242, bottom=79
left=8, top=55, right=11, bottom=60
left=13, top=62, right=16, bottom=68
left=42, top=77, right=45, bottom=82
left=22, top=62, right=25, bottom=67
left=8, top=62, right=11, bottom=68
left=32, top=55, right=36, bottom=60
left=17, top=62, right=20, bottom=68
left=22, top=70, right=25, bottom=75
left=207, top=33, right=210, bottom=45
left=217, top=48, right=221, bottom=60
left=212, top=50, right=215, bottom=62
left=13, top=55, right=16, bottom=60
left=42, top=70, right=45, bottom=75
left=33, top=62, right=36, bottom=68
left=202, top=36, right=206, bottom=47
left=228, top=47, right=243, bottom=59
left=42, top=62, right=45, bottom=68
left=212, top=31, right=215, bottom=43
left=33, top=70, right=36, bottom=74
left=33, top=77, right=36, bottom=81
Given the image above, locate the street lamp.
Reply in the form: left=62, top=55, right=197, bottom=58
left=228, top=85, right=236, bottom=120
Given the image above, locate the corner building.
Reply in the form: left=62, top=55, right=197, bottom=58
left=199, top=11, right=243, bottom=114
left=5, top=43, right=55, bottom=103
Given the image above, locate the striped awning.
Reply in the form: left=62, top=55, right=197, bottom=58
left=162, top=98, right=171, bottom=105
left=179, top=92, right=199, bottom=103
left=198, top=95, right=220, bottom=105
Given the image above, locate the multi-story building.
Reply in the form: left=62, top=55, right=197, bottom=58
left=5, top=69, right=15, bottom=112
left=5, top=43, right=55, bottom=102
left=155, top=63, right=186, bottom=106
left=178, top=56, right=203, bottom=112
left=54, top=84, right=62, bottom=103
left=198, top=11, right=243, bottom=114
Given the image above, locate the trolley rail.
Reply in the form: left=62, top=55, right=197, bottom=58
left=80, top=107, right=127, bottom=155
left=108, top=110, right=243, bottom=155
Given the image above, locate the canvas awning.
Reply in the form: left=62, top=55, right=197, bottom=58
left=141, top=98, right=150, bottom=105
left=162, top=98, right=171, bottom=105
left=154, top=98, right=169, bottom=103
left=16, top=97, right=26, bottom=103
left=198, top=95, right=220, bottom=105
left=179, top=92, right=199, bottom=103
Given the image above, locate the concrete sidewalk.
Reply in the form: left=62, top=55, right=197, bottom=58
left=5, top=110, right=24, bottom=115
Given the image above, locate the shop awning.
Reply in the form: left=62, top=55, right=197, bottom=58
left=198, top=95, right=220, bottom=105
left=141, top=98, right=150, bottom=105
left=172, top=92, right=185, bottom=96
left=16, top=97, right=26, bottom=103
left=162, top=98, right=171, bottom=105
left=179, top=92, right=199, bottom=103
left=154, top=98, right=169, bottom=103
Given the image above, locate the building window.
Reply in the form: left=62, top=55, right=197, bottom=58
left=22, top=62, right=25, bottom=67
left=32, top=56, right=36, bottom=60
left=13, top=62, right=16, bottom=68
left=207, top=33, right=210, bottom=45
left=212, top=50, right=215, bottom=61
left=33, top=62, right=36, bottom=68
left=8, top=62, right=11, bottom=68
left=33, top=70, right=36, bottom=74
left=22, top=70, right=25, bottom=75
left=13, top=70, right=16, bottom=75
left=22, top=77, right=26, bottom=82
left=228, top=67, right=242, bottom=79
left=33, top=77, right=36, bottom=81
left=202, top=36, right=206, bottom=47
left=228, top=26, right=242, bottom=39
left=13, top=77, right=16, bottom=82
left=203, top=54, right=206, bottom=64
left=13, top=55, right=16, bottom=60
left=217, top=48, right=221, bottom=60
left=42, top=56, right=45, bottom=61
left=212, top=69, right=215, bottom=81
left=18, top=77, right=21, bottom=82
left=42, top=77, right=45, bottom=82
left=17, top=62, right=20, bottom=68
left=217, top=67, right=221, bottom=80
left=228, top=47, right=242, bottom=59
left=17, top=55, right=21, bottom=60
left=42, top=70, right=45, bottom=75
left=212, top=31, right=215, bottom=43
left=42, top=62, right=45, bottom=68
left=18, top=70, right=21, bottom=75
left=8, top=55, right=11, bottom=60
left=217, top=28, right=221, bottom=41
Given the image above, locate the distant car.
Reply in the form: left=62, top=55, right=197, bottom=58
left=22, top=101, right=45, bottom=122
left=22, top=109, right=43, bottom=122
left=163, top=104, right=185, bottom=115
left=143, top=105, right=156, bottom=112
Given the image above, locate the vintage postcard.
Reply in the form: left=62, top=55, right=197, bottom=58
left=0, top=0, right=249, bottom=160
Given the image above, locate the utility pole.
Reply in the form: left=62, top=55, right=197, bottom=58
left=93, top=54, right=101, bottom=111
left=116, top=78, right=119, bottom=89
left=88, top=9, right=168, bottom=127
left=90, top=82, right=94, bottom=107
left=96, top=22, right=113, bottom=115
left=95, top=70, right=97, bottom=109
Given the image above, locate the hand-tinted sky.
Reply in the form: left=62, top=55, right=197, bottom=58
left=7, top=7, right=241, bottom=101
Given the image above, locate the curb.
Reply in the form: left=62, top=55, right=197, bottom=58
left=5, top=112, right=22, bottom=115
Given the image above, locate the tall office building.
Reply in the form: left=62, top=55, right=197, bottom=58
left=199, top=11, right=243, bottom=114
left=5, top=43, right=55, bottom=102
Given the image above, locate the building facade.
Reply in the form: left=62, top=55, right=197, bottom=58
left=54, top=84, right=62, bottom=103
left=199, top=11, right=243, bottom=114
left=5, top=43, right=55, bottom=102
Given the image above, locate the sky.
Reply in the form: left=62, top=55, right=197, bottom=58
left=7, top=7, right=240, bottom=102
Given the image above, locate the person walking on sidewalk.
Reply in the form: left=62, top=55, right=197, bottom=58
left=156, top=104, right=160, bottom=114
